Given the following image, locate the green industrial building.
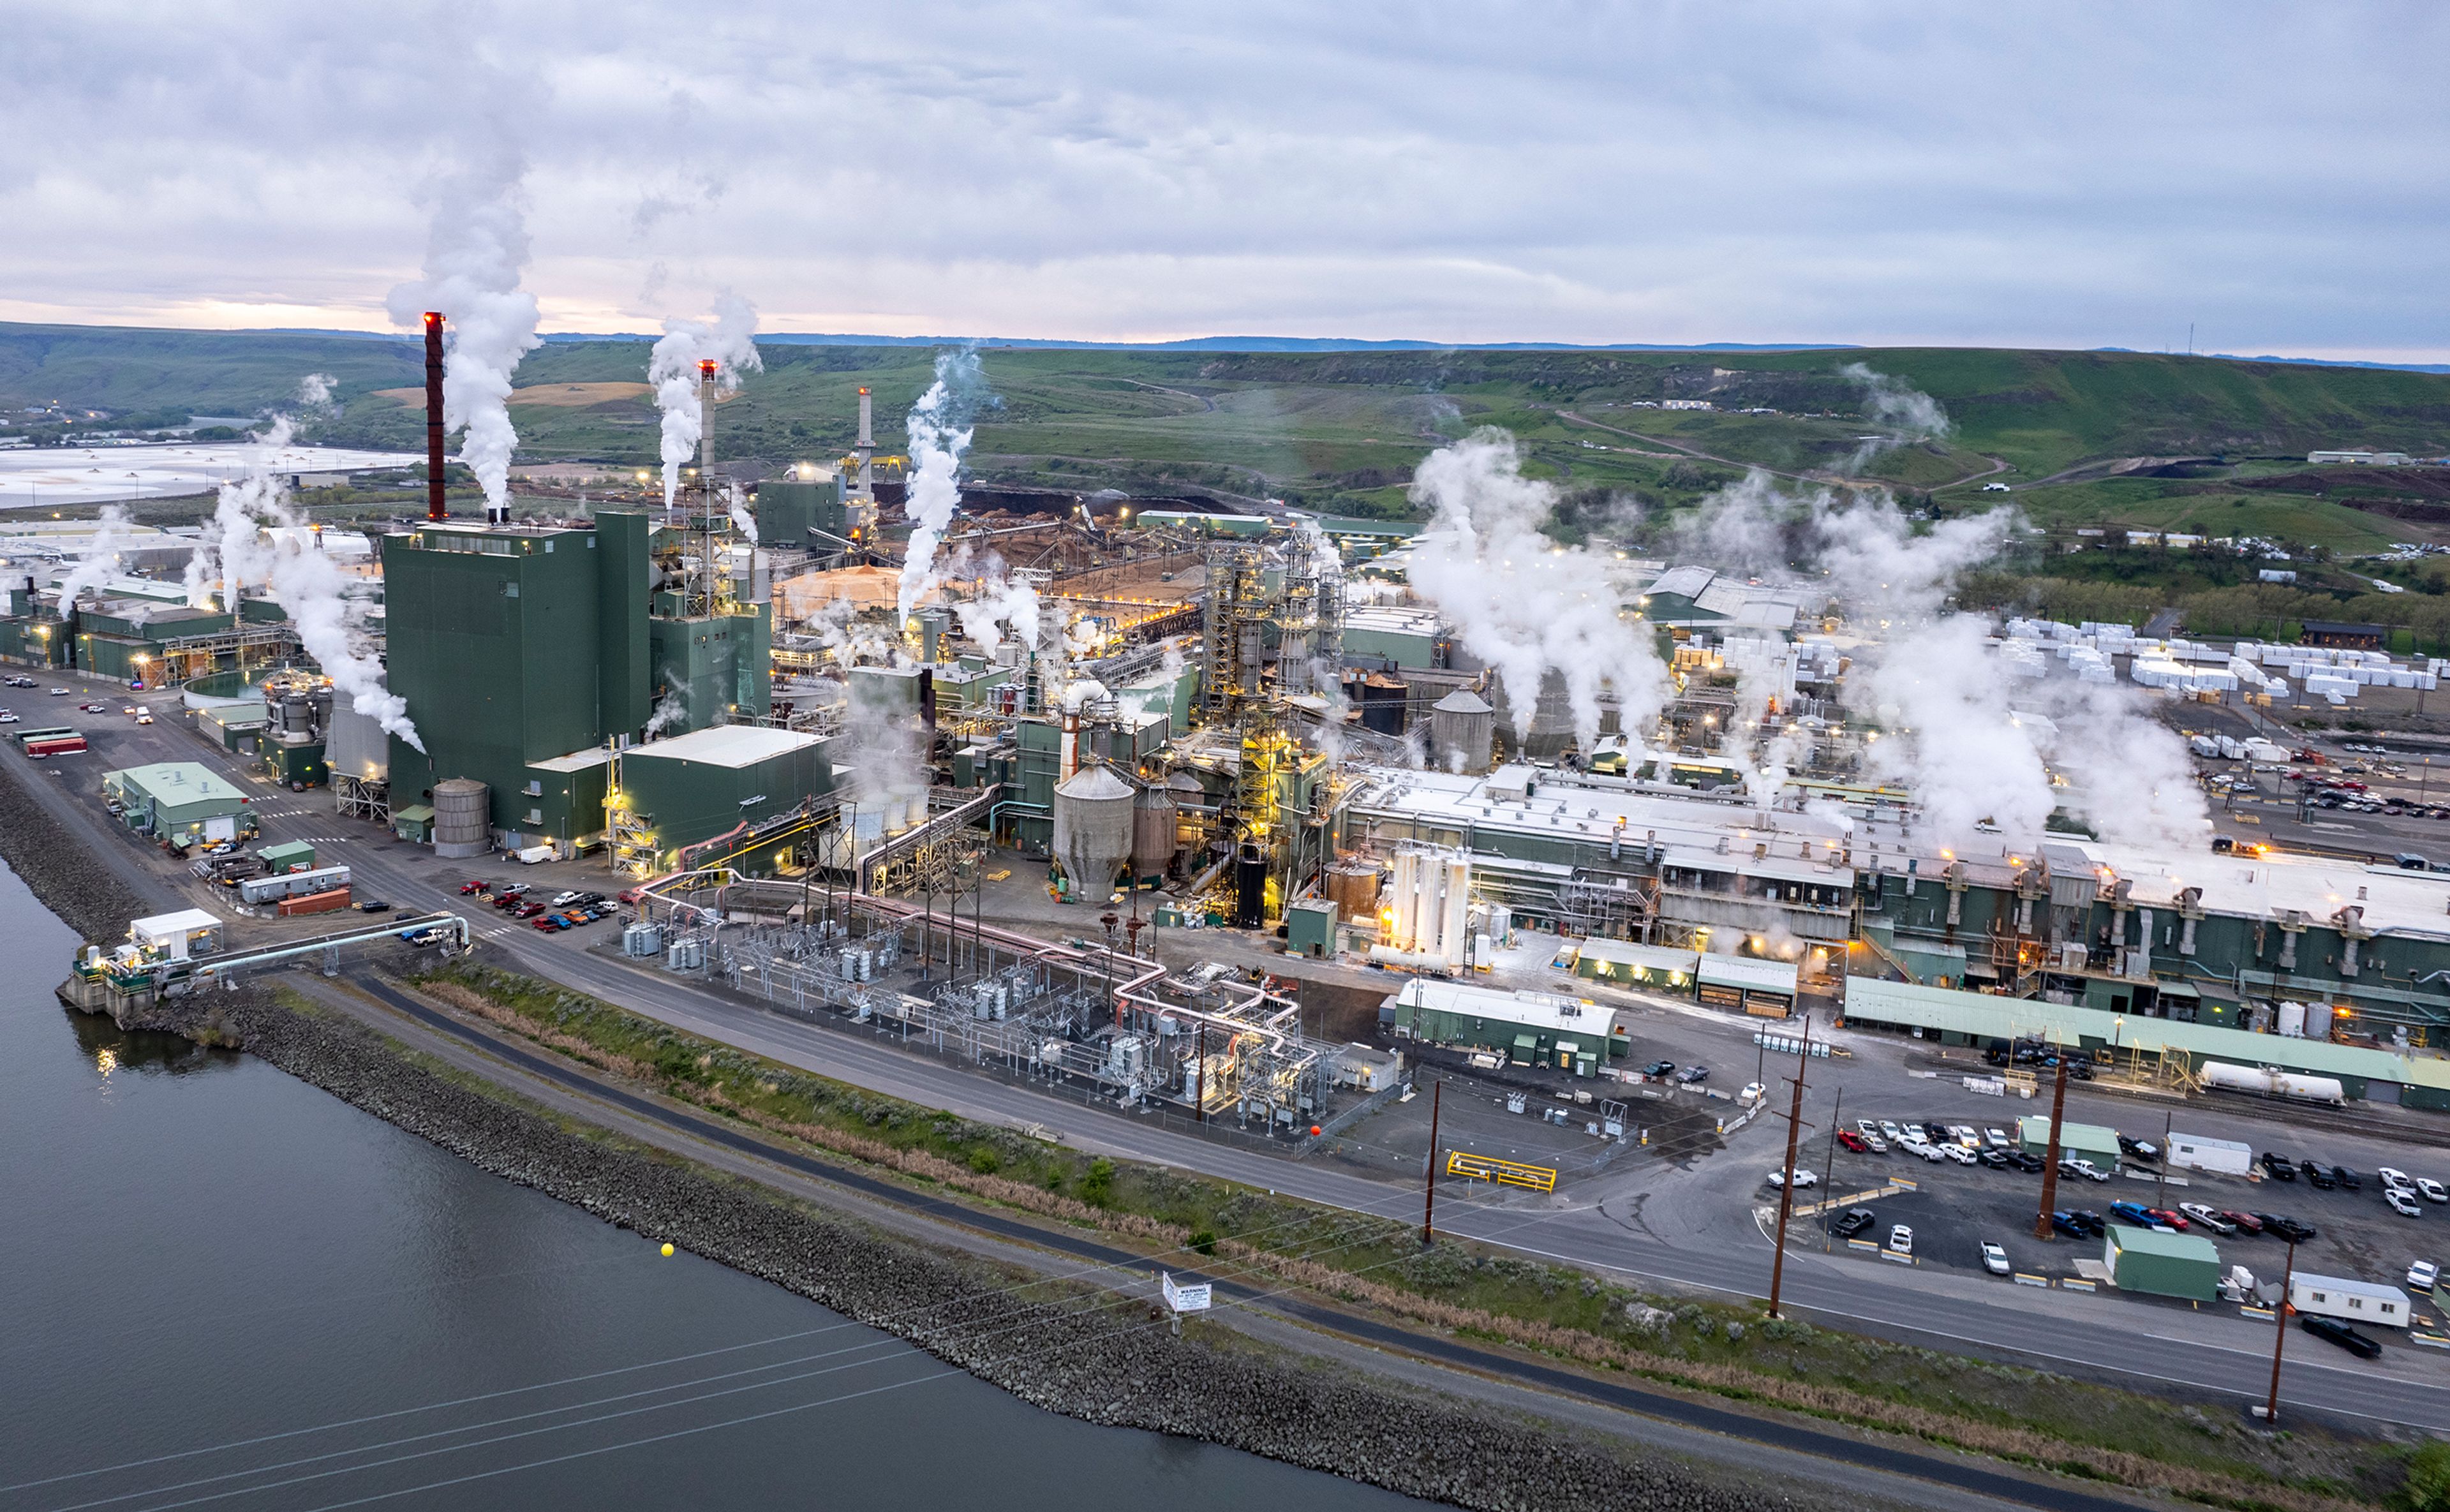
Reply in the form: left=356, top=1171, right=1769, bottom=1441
left=2105, top=1227, right=2222, bottom=1301
left=608, top=725, right=834, bottom=873
left=381, top=512, right=780, bottom=855
left=2016, top=1115, right=2123, bottom=1166
left=755, top=477, right=849, bottom=555
left=103, top=762, right=256, bottom=849
left=1386, top=976, right=1628, bottom=1071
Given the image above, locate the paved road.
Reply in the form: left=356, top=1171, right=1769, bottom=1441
left=17, top=674, right=2448, bottom=1432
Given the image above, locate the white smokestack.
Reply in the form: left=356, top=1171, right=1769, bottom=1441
left=385, top=143, right=542, bottom=524
left=648, top=293, right=762, bottom=512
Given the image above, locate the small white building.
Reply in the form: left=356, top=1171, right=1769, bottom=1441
left=130, top=908, right=224, bottom=961
left=2290, top=1273, right=2410, bottom=1329
left=2165, top=1130, right=2253, bottom=1176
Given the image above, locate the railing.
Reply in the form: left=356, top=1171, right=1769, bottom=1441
left=1446, top=1149, right=1559, bottom=1192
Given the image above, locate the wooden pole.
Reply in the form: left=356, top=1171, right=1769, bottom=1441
left=2265, top=1239, right=2298, bottom=1424
left=1767, top=1016, right=1811, bottom=1320
left=2034, top=1053, right=2070, bottom=1240
left=1421, top=1079, right=1443, bottom=1247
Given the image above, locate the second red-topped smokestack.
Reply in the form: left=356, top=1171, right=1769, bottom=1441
left=423, top=312, right=447, bottom=522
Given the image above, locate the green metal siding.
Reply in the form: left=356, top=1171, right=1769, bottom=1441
left=594, top=510, right=651, bottom=737
left=616, top=739, right=832, bottom=862
left=2105, top=1228, right=2220, bottom=1301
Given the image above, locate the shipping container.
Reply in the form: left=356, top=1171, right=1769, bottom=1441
left=237, top=864, right=352, bottom=905
left=276, top=887, right=352, bottom=917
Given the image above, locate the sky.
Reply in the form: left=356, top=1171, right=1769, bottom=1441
left=3, top=3, right=2445, bottom=359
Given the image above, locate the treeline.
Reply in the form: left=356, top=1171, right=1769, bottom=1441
left=1956, top=571, right=2450, bottom=656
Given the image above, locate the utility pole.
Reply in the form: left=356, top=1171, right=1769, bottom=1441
left=2034, top=1051, right=2070, bottom=1240
left=2264, top=1239, right=2298, bottom=1424
left=2157, top=1106, right=2174, bottom=1212
left=1820, top=1085, right=1844, bottom=1251
left=1194, top=1021, right=1207, bottom=1125
left=1767, top=1015, right=1812, bottom=1320
left=1421, top=1079, right=1444, bottom=1247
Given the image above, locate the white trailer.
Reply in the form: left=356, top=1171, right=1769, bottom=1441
left=2166, top=1131, right=2253, bottom=1176
left=2290, top=1273, right=2410, bottom=1329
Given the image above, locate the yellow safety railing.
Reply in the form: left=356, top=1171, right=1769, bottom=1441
left=1446, top=1150, right=1558, bottom=1192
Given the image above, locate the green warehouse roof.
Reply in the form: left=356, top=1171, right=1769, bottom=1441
left=108, top=762, right=247, bottom=804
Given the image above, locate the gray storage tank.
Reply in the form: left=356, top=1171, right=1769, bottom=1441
left=1129, top=779, right=1177, bottom=886
left=1429, top=688, right=1494, bottom=775
left=1051, top=763, right=1134, bottom=903
left=431, top=777, right=491, bottom=859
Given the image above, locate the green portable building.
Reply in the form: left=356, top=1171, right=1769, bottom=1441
left=259, top=840, right=317, bottom=873
left=2017, top=1116, right=2123, bottom=1166
left=2105, top=1226, right=2220, bottom=1301
left=1285, top=898, right=1339, bottom=960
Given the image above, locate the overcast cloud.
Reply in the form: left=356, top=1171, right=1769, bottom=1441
left=2, top=3, right=2444, bottom=357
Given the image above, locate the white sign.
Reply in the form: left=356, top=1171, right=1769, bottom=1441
left=1161, top=1271, right=1212, bottom=1314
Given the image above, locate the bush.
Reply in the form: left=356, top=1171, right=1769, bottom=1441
left=966, top=1146, right=1002, bottom=1175
left=2405, top=1441, right=2450, bottom=1512
left=1080, top=1157, right=1115, bottom=1206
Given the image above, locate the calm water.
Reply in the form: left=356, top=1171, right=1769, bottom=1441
left=0, top=859, right=1422, bottom=1511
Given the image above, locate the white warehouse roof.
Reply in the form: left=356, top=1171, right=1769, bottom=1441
left=625, top=725, right=826, bottom=770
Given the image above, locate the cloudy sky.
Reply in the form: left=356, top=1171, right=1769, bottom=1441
left=4, top=3, right=2444, bottom=358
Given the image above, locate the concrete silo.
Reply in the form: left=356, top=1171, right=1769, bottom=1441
left=1129, top=780, right=1177, bottom=888
left=1051, top=764, right=1135, bottom=903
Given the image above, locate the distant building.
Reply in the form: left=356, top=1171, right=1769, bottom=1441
left=2308, top=450, right=2413, bottom=466
left=2259, top=568, right=2298, bottom=584
left=1659, top=399, right=1716, bottom=411
left=2301, top=620, right=2388, bottom=651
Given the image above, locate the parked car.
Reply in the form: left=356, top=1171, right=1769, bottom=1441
left=1888, top=1225, right=1913, bottom=1256
left=1949, top=1124, right=1981, bottom=1148
left=2180, top=1204, right=2236, bottom=1236
left=1922, top=1121, right=1951, bottom=1144
left=2145, top=1208, right=2190, bottom=1231
left=1908, top=1140, right=1947, bottom=1164
left=2060, top=1158, right=2111, bottom=1183
left=2379, top=1166, right=2412, bottom=1192
left=2409, top=1261, right=2439, bottom=1293
left=1838, top=1130, right=1868, bottom=1153
left=2050, top=1210, right=2087, bottom=1238
left=2334, top=1166, right=2363, bottom=1192
left=2222, top=1210, right=2264, bottom=1234
left=2110, top=1201, right=2164, bottom=1229
left=1985, top=1128, right=2010, bottom=1150
left=459, top=879, right=492, bottom=896
left=1738, top=1081, right=1765, bottom=1105
left=1766, top=1167, right=1817, bottom=1190
left=1977, top=1149, right=2010, bottom=1169
left=1861, top=1134, right=1889, bottom=1153
left=2306, top=1164, right=2338, bottom=1191
left=1855, top=1119, right=1879, bottom=1138
left=2261, top=1152, right=2298, bottom=1181
left=48, top=687, right=70, bottom=695
left=2008, top=1151, right=2045, bottom=1173
left=2389, top=1189, right=2424, bottom=1219
left=2068, top=1210, right=2107, bottom=1237
left=1676, top=1065, right=1710, bottom=1085
left=1979, top=1241, right=2011, bottom=1277
left=1832, top=1208, right=1876, bottom=1239
left=514, top=901, right=547, bottom=918
left=356, top=900, right=392, bottom=914
left=1942, top=1144, right=1977, bottom=1166
left=2421, top=1178, right=2449, bottom=1204
left=616, top=887, right=647, bottom=905
left=2257, top=1213, right=2318, bottom=1243
left=1642, top=1060, right=1675, bottom=1078
left=531, top=914, right=568, bottom=930
left=1878, top=1121, right=1904, bottom=1143
left=2302, top=1315, right=2382, bottom=1360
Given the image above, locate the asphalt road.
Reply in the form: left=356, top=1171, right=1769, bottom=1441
left=17, top=673, right=2449, bottom=1433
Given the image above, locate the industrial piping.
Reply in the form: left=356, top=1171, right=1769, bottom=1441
left=422, top=312, right=447, bottom=522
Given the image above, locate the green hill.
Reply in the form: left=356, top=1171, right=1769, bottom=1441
left=5, top=322, right=2447, bottom=548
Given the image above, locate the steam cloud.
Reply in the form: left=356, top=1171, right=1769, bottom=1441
left=53, top=505, right=133, bottom=605
left=898, top=349, right=986, bottom=630
left=1838, top=363, right=1952, bottom=473
left=297, top=373, right=337, bottom=408
left=385, top=141, right=542, bottom=515
left=648, top=293, right=762, bottom=511
left=1406, top=429, right=1668, bottom=755
left=952, top=556, right=1041, bottom=656
left=184, top=463, right=422, bottom=751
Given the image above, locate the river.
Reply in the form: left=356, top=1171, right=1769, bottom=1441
left=0, top=859, right=1423, bottom=1511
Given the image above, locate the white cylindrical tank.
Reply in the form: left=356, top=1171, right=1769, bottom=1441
left=2277, top=1000, right=2307, bottom=1039
left=2304, top=1003, right=2333, bottom=1041
left=1051, top=764, right=1134, bottom=901
left=2202, top=1062, right=2275, bottom=1096
left=1429, top=688, right=1495, bottom=776
left=432, top=778, right=491, bottom=859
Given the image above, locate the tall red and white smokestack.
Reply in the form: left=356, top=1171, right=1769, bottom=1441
left=423, top=312, right=447, bottom=522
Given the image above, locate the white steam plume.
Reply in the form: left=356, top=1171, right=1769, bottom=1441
left=1837, top=363, right=1951, bottom=474
left=953, top=567, right=1041, bottom=656
left=898, top=349, right=985, bottom=630
left=385, top=141, right=542, bottom=516
left=54, top=505, right=133, bottom=605
left=644, top=671, right=690, bottom=737
left=727, top=482, right=758, bottom=544
left=1406, top=429, right=1668, bottom=755
left=648, top=293, right=762, bottom=511
left=297, top=373, right=337, bottom=408
left=187, top=470, right=422, bottom=751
